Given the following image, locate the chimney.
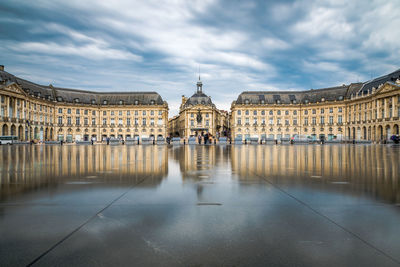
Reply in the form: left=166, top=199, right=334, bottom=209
left=0, top=65, right=4, bottom=71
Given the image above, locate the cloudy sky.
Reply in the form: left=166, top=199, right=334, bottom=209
left=0, top=0, right=399, bottom=116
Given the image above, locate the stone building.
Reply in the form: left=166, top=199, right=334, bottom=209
left=0, top=66, right=169, bottom=142
left=168, top=77, right=228, bottom=139
left=230, top=69, right=400, bottom=142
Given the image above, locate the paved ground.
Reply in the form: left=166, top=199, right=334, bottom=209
left=0, top=144, right=400, bottom=266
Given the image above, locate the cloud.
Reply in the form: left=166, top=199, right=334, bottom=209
left=0, top=0, right=399, bottom=116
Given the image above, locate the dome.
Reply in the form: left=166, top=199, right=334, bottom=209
left=184, top=92, right=213, bottom=107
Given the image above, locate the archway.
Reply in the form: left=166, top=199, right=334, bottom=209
left=377, top=125, right=383, bottom=140
left=45, top=127, right=48, bottom=141
left=347, top=127, right=351, bottom=139
left=394, top=124, right=399, bottom=135
left=50, top=128, right=53, bottom=140
left=352, top=127, right=356, bottom=140
left=368, top=126, right=371, bottom=140
left=34, top=127, right=39, bottom=139
left=2, top=124, right=8, bottom=136
left=10, top=124, right=16, bottom=136
left=362, top=126, right=366, bottom=140
left=18, top=125, right=23, bottom=140
left=372, top=126, right=376, bottom=141
left=385, top=125, right=391, bottom=140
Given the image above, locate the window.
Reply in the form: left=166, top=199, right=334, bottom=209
left=58, top=116, right=63, bottom=124
left=245, top=118, right=249, bottom=124
left=75, top=117, right=80, bottom=125
left=111, top=111, right=114, bottom=116
left=111, top=118, right=115, bottom=125
left=285, top=119, right=289, bottom=125
left=92, top=118, right=96, bottom=126
left=67, top=117, right=71, bottom=125
left=76, top=109, right=80, bottom=115
left=261, top=110, right=265, bottom=115
left=150, top=110, right=154, bottom=116
left=269, top=117, right=273, bottom=124
left=269, top=110, right=273, bottom=115
left=338, top=115, right=342, bottom=124
left=142, top=118, right=146, bottom=125
left=205, top=120, right=209, bottom=126
left=293, top=110, right=297, bottom=115
left=158, top=118, right=163, bottom=125
left=135, top=118, right=138, bottom=125
left=118, top=118, right=123, bottom=125
left=312, top=117, right=316, bottom=125
left=237, top=110, right=241, bottom=115
left=206, top=113, right=209, bottom=118
left=285, top=110, right=289, bottom=115
left=103, top=111, right=106, bottom=116
left=312, top=109, right=316, bottom=114
left=277, top=118, right=281, bottom=125
left=253, top=110, right=257, bottom=115
left=158, top=111, right=162, bottom=116
left=150, top=118, right=154, bottom=125
left=143, top=111, right=146, bottom=116
left=84, top=110, right=88, bottom=115
left=277, top=110, right=281, bottom=115
left=58, top=108, right=62, bottom=114
left=338, top=107, right=342, bottom=113
left=320, top=116, right=324, bottom=124
left=329, top=116, right=333, bottom=124
left=127, top=118, right=131, bottom=126
left=245, top=110, right=249, bottom=115
left=304, top=110, right=308, bottom=115
left=329, top=108, right=333, bottom=113
left=321, top=108, right=324, bottom=114
left=92, top=110, right=96, bottom=116
left=135, top=110, right=138, bottom=116
left=127, top=111, right=130, bottom=116
left=293, top=118, right=297, bottom=125
left=237, top=118, right=242, bottom=125
left=253, top=118, right=257, bottom=125
left=119, top=111, right=122, bottom=116
left=191, top=113, right=194, bottom=118
left=191, top=120, right=194, bottom=126
left=67, top=108, right=71, bottom=114
left=84, top=117, right=88, bottom=125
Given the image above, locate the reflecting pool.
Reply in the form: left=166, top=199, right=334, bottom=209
left=1, top=144, right=400, bottom=266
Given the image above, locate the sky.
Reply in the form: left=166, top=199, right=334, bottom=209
left=0, top=0, right=399, bottom=116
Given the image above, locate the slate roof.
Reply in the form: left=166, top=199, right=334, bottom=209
left=183, top=92, right=214, bottom=108
left=357, top=69, right=400, bottom=96
left=0, top=70, right=166, bottom=105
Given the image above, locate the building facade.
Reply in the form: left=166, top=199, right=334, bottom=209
left=0, top=66, right=168, bottom=142
left=168, top=77, right=228, bottom=139
left=230, top=69, right=400, bottom=142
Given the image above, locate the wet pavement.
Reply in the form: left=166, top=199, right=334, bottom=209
left=0, top=144, right=400, bottom=266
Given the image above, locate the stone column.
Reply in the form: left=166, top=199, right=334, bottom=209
left=392, top=96, right=398, bottom=118
left=383, top=98, right=388, bottom=118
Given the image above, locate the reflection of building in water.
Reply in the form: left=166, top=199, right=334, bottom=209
left=231, top=145, right=400, bottom=203
left=0, top=145, right=168, bottom=197
left=169, top=145, right=228, bottom=180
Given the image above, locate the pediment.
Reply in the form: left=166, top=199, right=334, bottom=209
left=375, top=82, right=399, bottom=95
left=1, top=83, right=27, bottom=97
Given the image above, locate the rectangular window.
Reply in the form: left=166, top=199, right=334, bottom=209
left=329, top=108, right=333, bottom=113
left=127, top=111, right=130, bottom=116
left=329, top=116, right=333, bottom=124
left=84, top=117, right=88, bottom=125
left=110, top=118, right=115, bottom=125
left=320, top=116, right=325, bottom=124
left=76, top=117, right=80, bottom=125
left=253, top=110, right=257, bottom=115
left=269, top=117, right=273, bottom=125
left=142, top=118, right=146, bottom=125
left=206, top=120, right=209, bottom=126
left=135, top=118, right=138, bottom=125
left=58, top=116, right=63, bottom=124
left=285, top=119, right=289, bottom=125
left=119, top=118, right=123, bottom=125
left=261, top=110, right=265, bottom=115
left=135, top=111, right=138, bottom=116
left=92, top=118, right=96, bottom=126
left=84, top=110, right=88, bottom=115
left=159, top=111, right=162, bottom=116
left=304, top=110, right=308, bottom=115
left=237, top=118, right=241, bottom=125
left=103, top=118, right=107, bottom=125
left=320, top=108, right=324, bottom=114
left=92, top=110, right=96, bottom=116
left=338, top=107, right=342, bottom=113
left=103, top=111, right=106, bottom=116
left=150, top=110, right=154, bottom=116
left=158, top=118, right=163, bottom=125
left=127, top=118, right=131, bottom=126
left=111, top=111, right=114, bottom=116
left=150, top=118, right=154, bottom=125
left=206, top=113, right=209, bottom=118
left=143, top=111, right=146, bottom=116
left=312, top=117, right=316, bottom=125
left=338, top=115, right=342, bottom=124
left=277, top=118, right=281, bottom=125
left=67, top=117, right=71, bottom=125
left=237, top=110, right=241, bottom=115
left=245, top=117, right=249, bottom=124
left=76, top=109, right=80, bottom=115
left=119, top=111, right=122, bottom=116
left=253, top=118, right=257, bottom=124
left=58, top=108, right=62, bottom=113
left=191, top=120, right=194, bottom=126
left=67, top=108, right=71, bottom=114
left=293, top=118, right=297, bottom=125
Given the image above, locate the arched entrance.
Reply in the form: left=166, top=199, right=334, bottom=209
left=2, top=124, right=8, bottom=135
left=385, top=125, right=391, bottom=140
left=50, top=128, right=53, bottom=140
left=34, top=127, right=39, bottom=139
left=368, top=126, right=371, bottom=140
left=18, top=125, right=23, bottom=140
left=352, top=127, right=356, bottom=140
left=45, top=127, right=48, bottom=141
left=39, top=127, right=44, bottom=141
left=393, top=124, right=399, bottom=135
left=10, top=124, right=16, bottom=136
left=363, top=126, right=367, bottom=140
left=377, top=125, right=383, bottom=140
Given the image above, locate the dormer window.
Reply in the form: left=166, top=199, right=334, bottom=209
left=103, top=100, right=108, bottom=105
left=57, top=96, right=63, bottom=102
left=201, top=100, right=205, bottom=105
left=150, top=100, right=155, bottom=105
left=134, top=100, right=139, bottom=105
left=321, top=97, right=325, bottom=102
left=91, top=99, right=96, bottom=105
left=292, top=100, right=296, bottom=104
left=244, top=99, right=250, bottom=104
left=260, top=100, right=265, bottom=104
left=276, top=100, right=281, bottom=104
left=304, top=99, right=309, bottom=104
left=119, top=100, right=123, bottom=105
left=74, top=98, right=79, bottom=103
left=338, top=96, right=344, bottom=101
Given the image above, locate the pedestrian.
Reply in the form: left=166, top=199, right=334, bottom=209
left=106, top=137, right=110, bottom=145
left=198, top=134, right=201, bottom=144
left=91, top=136, right=94, bottom=145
